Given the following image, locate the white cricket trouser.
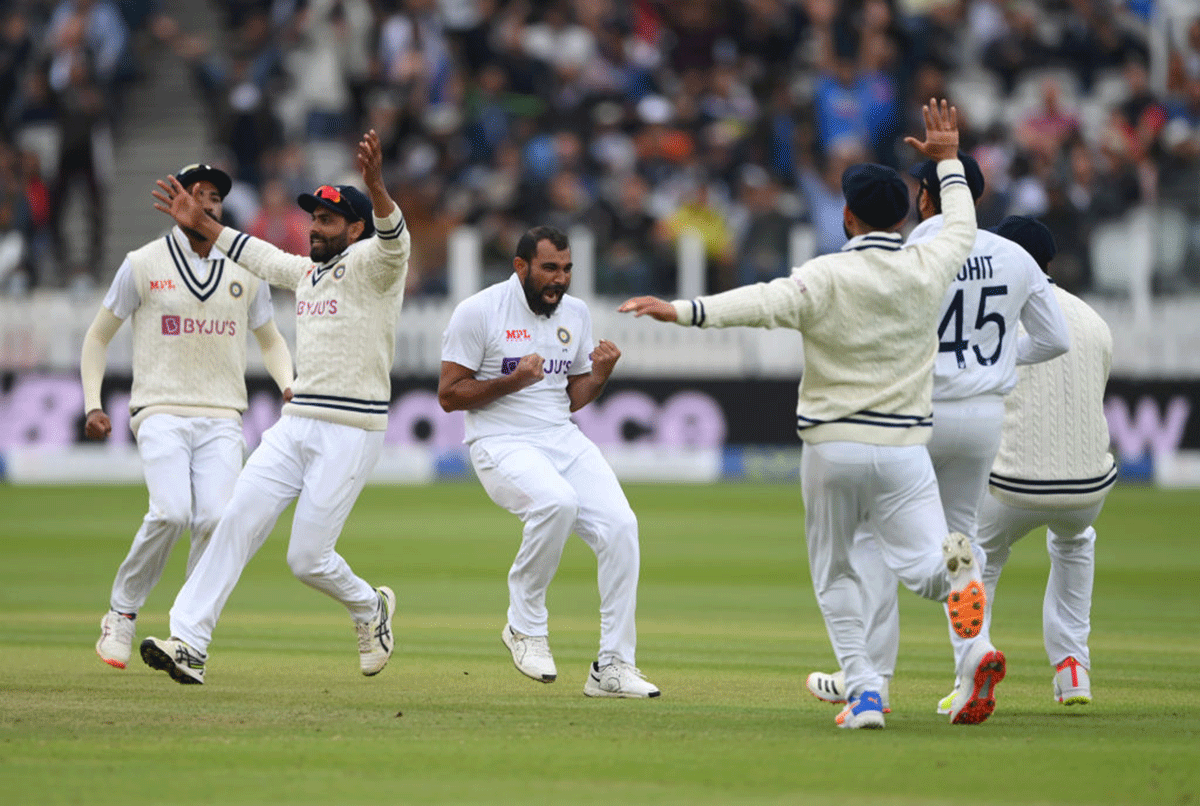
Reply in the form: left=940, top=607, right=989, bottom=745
left=851, top=396, right=1004, bottom=678
left=469, top=423, right=640, bottom=667
left=800, top=440, right=955, bottom=701
left=976, top=494, right=1103, bottom=669
left=170, top=415, right=383, bottom=654
left=109, top=414, right=244, bottom=614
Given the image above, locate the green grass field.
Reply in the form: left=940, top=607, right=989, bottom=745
left=1, top=481, right=1197, bottom=805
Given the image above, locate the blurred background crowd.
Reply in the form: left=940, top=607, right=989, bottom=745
left=2, top=0, right=1199, bottom=301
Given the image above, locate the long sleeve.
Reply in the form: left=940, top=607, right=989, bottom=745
left=253, top=320, right=295, bottom=394
left=910, top=159, right=977, bottom=287
left=80, top=308, right=124, bottom=412
left=362, top=208, right=412, bottom=293
left=1016, top=273, right=1071, bottom=365
left=671, top=274, right=812, bottom=330
left=215, top=228, right=310, bottom=290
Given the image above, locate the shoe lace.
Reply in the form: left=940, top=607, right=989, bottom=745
left=357, top=594, right=391, bottom=654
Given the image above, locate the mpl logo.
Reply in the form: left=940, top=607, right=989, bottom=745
left=150, top=279, right=176, bottom=291
left=505, top=329, right=531, bottom=341
left=162, top=315, right=181, bottom=335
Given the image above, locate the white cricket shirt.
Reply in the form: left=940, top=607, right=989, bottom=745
left=907, top=215, right=1069, bottom=401
left=442, top=273, right=594, bottom=443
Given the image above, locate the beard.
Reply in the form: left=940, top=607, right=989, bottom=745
left=523, top=273, right=567, bottom=317
left=310, top=231, right=350, bottom=264
left=183, top=210, right=222, bottom=243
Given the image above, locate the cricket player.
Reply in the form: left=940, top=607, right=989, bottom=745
left=975, top=216, right=1114, bottom=707
left=620, top=100, right=989, bottom=729
left=438, top=225, right=659, bottom=699
left=805, top=155, right=1071, bottom=725
left=83, top=162, right=294, bottom=670
left=138, top=130, right=409, bottom=684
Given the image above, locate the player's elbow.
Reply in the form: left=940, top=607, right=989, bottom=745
left=437, top=387, right=459, bottom=412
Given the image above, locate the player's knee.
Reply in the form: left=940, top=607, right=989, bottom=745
left=533, top=487, right=579, bottom=523
left=286, top=543, right=327, bottom=581
left=147, top=502, right=191, bottom=534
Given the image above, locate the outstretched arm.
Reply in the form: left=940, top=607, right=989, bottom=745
left=153, top=176, right=310, bottom=289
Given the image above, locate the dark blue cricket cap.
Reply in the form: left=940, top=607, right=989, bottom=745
left=297, top=184, right=375, bottom=238
left=176, top=163, right=232, bottom=199
left=841, top=163, right=910, bottom=230
left=991, top=215, right=1057, bottom=272
left=909, top=150, right=986, bottom=202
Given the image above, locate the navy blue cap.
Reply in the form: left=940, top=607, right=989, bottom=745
left=909, top=151, right=986, bottom=202
left=297, top=184, right=375, bottom=238
left=841, top=163, right=910, bottom=230
left=176, top=163, right=232, bottom=199
left=991, top=215, right=1056, bottom=271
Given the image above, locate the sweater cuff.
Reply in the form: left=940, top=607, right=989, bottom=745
left=671, top=299, right=703, bottom=326
left=214, top=226, right=241, bottom=257
left=936, top=158, right=966, bottom=184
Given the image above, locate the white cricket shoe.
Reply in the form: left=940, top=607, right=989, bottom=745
left=501, top=623, right=557, bottom=682
left=140, top=636, right=206, bottom=685
left=835, top=690, right=885, bottom=729
left=943, top=532, right=986, bottom=639
left=1054, top=657, right=1092, bottom=705
left=96, top=610, right=136, bottom=669
left=584, top=661, right=661, bottom=698
left=937, top=677, right=961, bottom=715
left=356, top=586, right=396, bottom=676
left=949, top=640, right=1006, bottom=725
left=805, top=670, right=847, bottom=704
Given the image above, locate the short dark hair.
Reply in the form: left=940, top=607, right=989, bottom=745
left=515, top=225, right=570, bottom=263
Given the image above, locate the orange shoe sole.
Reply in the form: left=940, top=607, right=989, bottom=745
left=948, top=580, right=986, bottom=638
left=952, top=650, right=1006, bottom=725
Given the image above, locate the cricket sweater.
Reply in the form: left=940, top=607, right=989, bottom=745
left=215, top=207, right=410, bottom=431
left=671, top=160, right=977, bottom=447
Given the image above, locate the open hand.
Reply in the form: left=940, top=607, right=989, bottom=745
left=151, top=175, right=213, bottom=235
left=618, top=296, right=678, bottom=323
left=903, top=98, right=960, bottom=162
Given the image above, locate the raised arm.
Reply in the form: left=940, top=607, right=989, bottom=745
left=356, top=129, right=411, bottom=293
left=903, top=99, right=977, bottom=283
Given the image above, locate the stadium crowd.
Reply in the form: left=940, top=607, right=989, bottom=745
left=2, top=0, right=1200, bottom=298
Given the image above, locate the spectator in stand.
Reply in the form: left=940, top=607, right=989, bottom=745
left=595, top=171, right=669, bottom=295
left=0, top=10, right=34, bottom=138
left=1015, top=79, right=1081, bottom=163
left=46, top=0, right=131, bottom=95
left=247, top=176, right=311, bottom=255
left=1112, top=55, right=1168, bottom=166
left=981, top=1, right=1051, bottom=96
left=47, top=35, right=111, bottom=291
left=657, top=171, right=736, bottom=292
left=731, top=163, right=801, bottom=286
left=1060, top=0, right=1149, bottom=94
left=799, top=137, right=868, bottom=257
left=0, top=139, right=28, bottom=292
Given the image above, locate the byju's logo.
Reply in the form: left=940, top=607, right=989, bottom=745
left=162, top=315, right=181, bottom=335
left=501, top=357, right=520, bottom=375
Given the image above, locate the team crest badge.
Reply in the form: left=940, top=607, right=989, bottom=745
left=333, top=265, right=346, bottom=280
left=557, top=327, right=571, bottom=344
left=229, top=280, right=244, bottom=298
